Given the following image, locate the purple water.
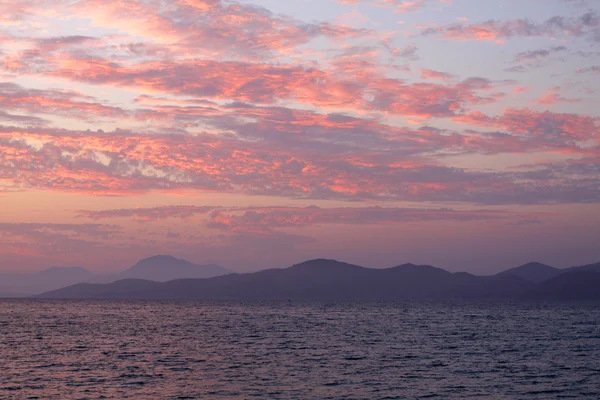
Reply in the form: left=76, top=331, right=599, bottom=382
left=1, top=300, right=599, bottom=399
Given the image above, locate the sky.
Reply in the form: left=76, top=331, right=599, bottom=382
left=0, top=0, right=599, bottom=274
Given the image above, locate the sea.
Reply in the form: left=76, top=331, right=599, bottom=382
left=1, top=300, right=599, bottom=399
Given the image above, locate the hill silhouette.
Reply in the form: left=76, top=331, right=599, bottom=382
left=120, top=255, right=230, bottom=282
left=526, top=271, right=600, bottom=301
left=38, top=279, right=161, bottom=299
left=495, top=262, right=561, bottom=284
left=568, top=261, right=600, bottom=273
left=0, top=256, right=230, bottom=294
left=39, top=259, right=536, bottom=301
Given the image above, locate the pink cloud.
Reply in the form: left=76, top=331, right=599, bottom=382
left=1, top=121, right=598, bottom=205
left=421, top=12, right=600, bottom=42
left=420, top=68, right=455, bottom=81
left=0, top=82, right=127, bottom=122
left=534, top=93, right=582, bottom=106
left=453, top=108, right=599, bottom=145
left=69, top=0, right=370, bottom=61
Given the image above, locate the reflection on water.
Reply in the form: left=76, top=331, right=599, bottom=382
left=1, top=300, right=600, bottom=399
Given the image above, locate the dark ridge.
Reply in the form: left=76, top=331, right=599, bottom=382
left=34, top=258, right=600, bottom=301
left=525, top=271, right=600, bottom=301
left=37, top=260, right=532, bottom=301
left=289, top=259, right=366, bottom=270
left=568, top=261, right=600, bottom=273
left=121, top=255, right=230, bottom=282
left=495, top=261, right=561, bottom=284
left=391, top=263, right=451, bottom=274
left=38, top=279, right=161, bottom=299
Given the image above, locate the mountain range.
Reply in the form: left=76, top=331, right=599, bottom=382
left=0, top=256, right=230, bottom=295
left=37, top=258, right=600, bottom=301
left=120, top=255, right=229, bottom=281
left=494, top=262, right=562, bottom=284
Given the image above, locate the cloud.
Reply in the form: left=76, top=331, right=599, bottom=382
left=0, top=90, right=598, bottom=205
left=0, top=222, right=122, bottom=260
left=3, top=34, right=506, bottom=121
left=514, top=46, right=568, bottom=62
left=0, top=109, right=46, bottom=126
left=205, top=205, right=516, bottom=232
left=420, top=68, right=455, bottom=81
left=0, top=82, right=127, bottom=122
left=421, top=12, right=600, bottom=42
left=0, top=1, right=597, bottom=207
left=338, top=0, right=452, bottom=13
left=505, top=46, right=569, bottom=73
left=453, top=108, right=599, bottom=146
left=79, top=205, right=218, bottom=221
left=77, top=204, right=545, bottom=233
left=577, top=65, right=600, bottom=74
left=0, top=1, right=38, bottom=24
left=68, top=0, right=370, bottom=60
left=533, top=88, right=582, bottom=106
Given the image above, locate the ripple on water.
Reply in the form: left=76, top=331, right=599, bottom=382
left=1, top=300, right=599, bottom=399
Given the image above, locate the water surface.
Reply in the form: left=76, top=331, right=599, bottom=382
left=1, top=300, right=599, bottom=399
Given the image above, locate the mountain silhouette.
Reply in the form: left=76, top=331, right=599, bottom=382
left=39, top=259, right=535, bottom=300
left=568, top=261, right=600, bottom=273
left=120, top=255, right=230, bottom=282
left=37, top=279, right=161, bottom=299
left=525, top=271, right=600, bottom=301
left=0, top=256, right=230, bottom=294
left=495, top=262, right=561, bottom=284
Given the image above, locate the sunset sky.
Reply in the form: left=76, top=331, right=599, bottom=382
left=0, top=0, right=599, bottom=274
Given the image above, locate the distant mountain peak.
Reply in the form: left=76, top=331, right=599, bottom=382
left=290, top=259, right=361, bottom=269
left=391, top=263, right=451, bottom=276
left=496, top=261, right=560, bottom=284
left=137, top=255, right=188, bottom=264
left=145, top=255, right=176, bottom=260
left=503, top=261, right=557, bottom=272
left=568, top=261, right=600, bottom=273
left=30, top=258, right=600, bottom=301
left=122, top=255, right=230, bottom=282
left=392, top=262, right=442, bottom=270
left=295, top=258, right=340, bottom=265
left=38, top=258, right=537, bottom=301
left=519, top=262, right=554, bottom=269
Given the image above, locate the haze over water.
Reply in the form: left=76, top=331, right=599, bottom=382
left=2, top=300, right=600, bottom=399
